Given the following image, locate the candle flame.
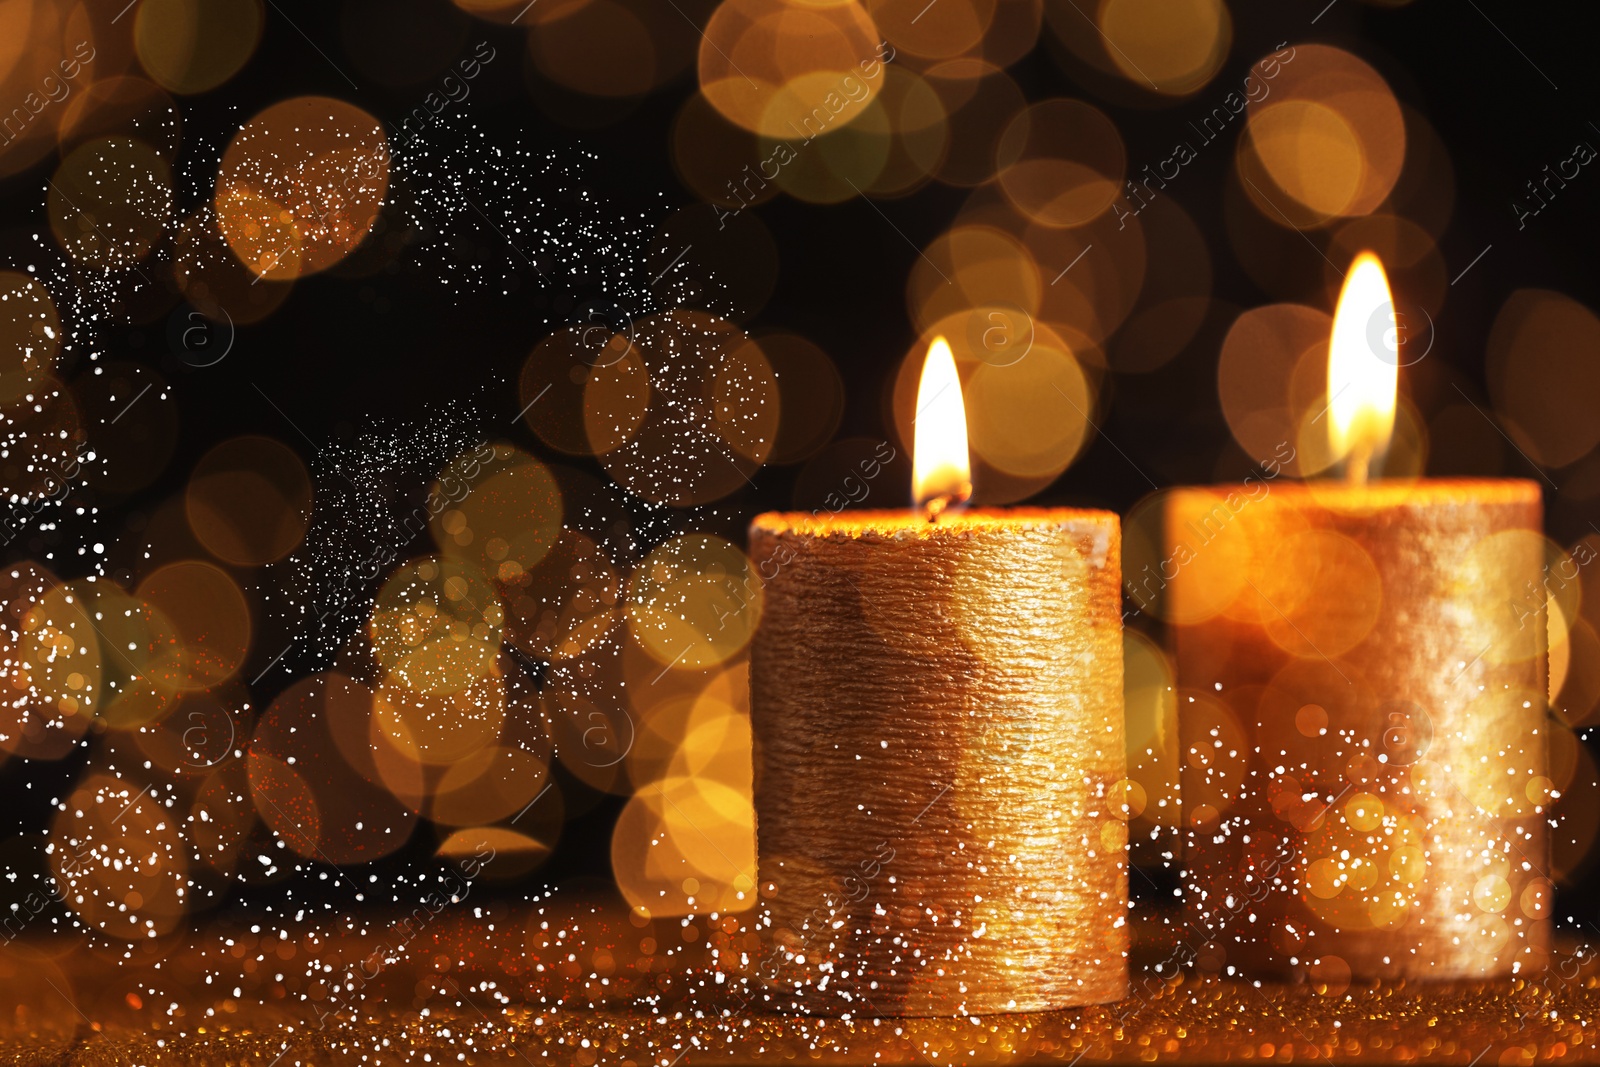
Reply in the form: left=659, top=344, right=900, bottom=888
left=912, top=336, right=971, bottom=521
left=1327, top=251, right=1399, bottom=485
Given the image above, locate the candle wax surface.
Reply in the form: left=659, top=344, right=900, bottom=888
left=747, top=506, right=1127, bottom=1014
left=1166, top=477, right=1551, bottom=982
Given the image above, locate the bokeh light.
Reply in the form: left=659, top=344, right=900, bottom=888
left=0, top=570, right=100, bottom=760
left=73, top=578, right=183, bottom=731
left=697, top=0, right=884, bottom=139
left=627, top=534, right=762, bottom=672
left=0, top=2, right=84, bottom=179
left=1096, top=0, right=1230, bottom=95
left=612, top=774, right=755, bottom=917
left=671, top=91, right=781, bottom=211
left=134, top=0, right=263, bottom=95
left=173, top=204, right=296, bottom=323
left=249, top=673, right=418, bottom=865
left=876, top=0, right=996, bottom=61
left=528, top=0, right=707, bottom=99
left=596, top=310, right=777, bottom=506
left=1488, top=290, right=1600, bottom=469
left=1042, top=0, right=1227, bottom=101
left=50, top=772, right=190, bottom=939
left=995, top=99, right=1125, bottom=227
left=185, top=436, right=312, bottom=566
left=908, top=224, right=1041, bottom=334
left=216, top=96, right=389, bottom=280
left=430, top=443, right=563, bottom=585
left=373, top=668, right=507, bottom=767
left=1240, top=45, right=1405, bottom=226
left=1217, top=302, right=1329, bottom=476
left=368, top=555, right=504, bottom=694
left=1250, top=529, right=1382, bottom=658
left=500, top=530, right=621, bottom=663
left=135, top=559, right=252, bottom=691
left=761, top=333, right=845, bottom=464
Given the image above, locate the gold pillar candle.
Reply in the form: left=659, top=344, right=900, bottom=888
left=742, top=338, right=1128, bottom=1016
left=1168, top=480, right=1552, bottom=981
left=748, top=507, right=1128, bottom=1015
left=1168, top=255, right=1552, bottom=982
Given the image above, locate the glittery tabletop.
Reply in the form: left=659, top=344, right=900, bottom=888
left=1, top=897, right=1593, bottom=1065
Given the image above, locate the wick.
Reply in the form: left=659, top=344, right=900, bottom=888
left=1347, top=443, right=1372, bottom=487
left=920, top=485, right=972, bottom=524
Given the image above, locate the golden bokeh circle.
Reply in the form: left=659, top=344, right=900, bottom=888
left=374, top=669, right=508, bottom=768
left=74, top=580, right=183, bottom=732
left=1463, top=530, right=1573, bottom=667
left=1488, top=290, right=1600, bottom=469
left=501, top=530, right=622, bottom=664
left=47, top=136, right=172, bottom=269
left=135, top=560, right=252, bottom=691
left=1217, top=303, right=1329, bottom=476
left=1097, top=0, right=1230, bottom=95
left=216, top=96, right=389, bottom=280
left=596, top=310, right=777, bottom=506
left=50, top=773, right=190, bottom=940
left=1241, top=44, right=1405, bottom=226
left=698, top=0, right=884, bottom=138
left=611, top=775, right=755, bottom=917
left=1448, top=688, right=1549, bottom=819
left=1248, top=100, right=1363, bottom=218
left=185, top=435, right=312, bottom=566
left=876, top=0, right=997, bottom=60
left=134, top=0, right=263, bottom=95
left=964, top=336, right=1093, bottom=478
left=1181, top=690, right=1249, bottom=816
left=627, top=534, right=763, bottom=672
left=995, top=99, right=1125, bottom=227
left=368, top=555, right=504, bottom=694
left=249, top=672, right=418, bottom=865
left=518, top=324, right=644, bottom=457
left=2, top=579, right=101, bottom=760
left=430, top=443, right=564, bottom=585
left=908, top=224, right=1041, bottom=335
left=173, top=206, right=295, bottom=324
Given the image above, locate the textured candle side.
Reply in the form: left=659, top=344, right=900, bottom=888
left=747, top=511, right=1128, bottom=1016
left=1167, top=480, right=1551, bottom=982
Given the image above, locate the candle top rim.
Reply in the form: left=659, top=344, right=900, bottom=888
left=751, top=507, right=1118, bottom=539
left=1170, top=477, right=1540, bottom=506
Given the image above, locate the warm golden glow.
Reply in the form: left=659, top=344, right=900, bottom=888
left=912, top=336, right=972, bottom=519
left=1327, top=252, right=1398, bottom=484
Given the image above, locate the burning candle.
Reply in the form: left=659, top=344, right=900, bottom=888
left=747, top=338, right=1128, bottom=1016
left=1168, top=254, right=1553, bottom=981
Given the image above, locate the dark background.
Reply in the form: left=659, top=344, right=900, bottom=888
left=4, top=0, right=1598, bottom=934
